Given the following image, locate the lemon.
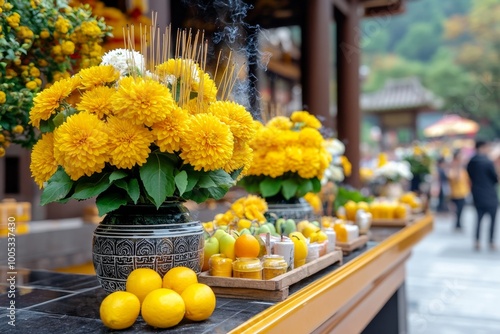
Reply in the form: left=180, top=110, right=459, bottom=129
left=100, top=291, right=140, bottom=330
left=181, top=283, right=216, bottom=321
left=126, top=268, right=163, bottom=303
left=141, top=288, right=185, bottom=328
left=163, top=266, right=198, bottom=294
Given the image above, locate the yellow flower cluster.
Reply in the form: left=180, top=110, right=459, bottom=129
left=29, top=57, right=258, bottom=186
left=247, top=111, right=331, bottom=180
left=0, top=0, right=111, bottom=154
left=214, top=195, right=268, bottom=226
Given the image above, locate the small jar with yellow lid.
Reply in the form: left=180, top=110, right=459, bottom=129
left=232, top=257, right=262, bottom=279
left=262, top=255, right=288, bottom=280
left=209, top=254, right=233, bottom=277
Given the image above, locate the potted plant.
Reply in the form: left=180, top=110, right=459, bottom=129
left=0, top=0, right=111, bottom=156
left=238, top=111, right=331, bottom=220
left=29, top=27, right=257, bottom=292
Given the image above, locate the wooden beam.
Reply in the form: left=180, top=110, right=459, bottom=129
left=301, top=0, right=334, bottom=128
left=336, top=0, right=361, bottom=188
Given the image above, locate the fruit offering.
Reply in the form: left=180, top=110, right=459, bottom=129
left=100, top=266, right=217, bottom=330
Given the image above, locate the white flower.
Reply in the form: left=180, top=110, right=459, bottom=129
left=324, top=138, right=345, bottom=156
left=101, top=49, right=145, bottom=76
left=373, top=161, right=413, bottom=182
left=321, top=164, right=345, bottom=184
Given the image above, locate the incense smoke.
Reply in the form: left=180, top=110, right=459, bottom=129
left=180, top=0, right=271, bottom=118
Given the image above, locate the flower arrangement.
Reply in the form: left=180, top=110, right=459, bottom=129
left=238, top=111, right=331, bottom=201
left=322, top=138, right=351, bottom=184
left=0, top=0, right=111, bottom=156
left=402, top=145, right=432, bottom=176
left=29, top=27, right=258, bottom=216
left=372, top=160, right=413, bottom=183
left=213, top=195, right=268, bottom=227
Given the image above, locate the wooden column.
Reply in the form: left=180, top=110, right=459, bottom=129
left=336, top=0, right=361, bottom=188
left=301, top=0, right=333, bottom=128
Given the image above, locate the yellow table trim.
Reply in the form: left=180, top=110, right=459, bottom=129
left=229, top=214, right=433, bottom=333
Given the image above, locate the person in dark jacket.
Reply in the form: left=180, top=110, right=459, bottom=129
left=466, top=140, right=499, bottom=250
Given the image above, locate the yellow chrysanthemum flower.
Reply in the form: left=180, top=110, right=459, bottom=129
left=244, top=195, right=268, bottom=213
left=261, top=150, right=286, bottom=178
left=266, top=116, right=293, bottom=130
left=29, top=77, right=77, bottom=128
left=77, top=65, right=120, bottom=90
left=304, top=192, right=323, bottom=215
left=297, top=148, right=321, bottom=179
left=156, top=59, right=199, bottom=87
left=231, top=200, right=245, bottom=218
left=53, top=112, right=109, bottom=180
left=180, top=114, right=234, bottom=171
left=340, top=156, right=352, bottom=177
left=183, top=98, right=211, bottom=115
left=198, top=72, right=218, bottom=102
left=152, top=107, right=189, bottom=153
left=111, top=76, right=176, bottom=127
left=61, top=40, right=75, bottom=55
left=298, top=127, right=324, bottom=148
left=223, top=140, right=253, bottom=175
left=106, top=117, right=153, bottom=169
left=207, top=101, right=256, bottom=142
left=30, top=133, right=58, bottom=188
left=77, top=86, right=115, bottom=119
left=0, top=91, right=6, bottom=104
left=290, top=111, right=322, bottom=129
left=285, top=146, right=303, bottom=173
left=80, top=21, right=102, bottom=37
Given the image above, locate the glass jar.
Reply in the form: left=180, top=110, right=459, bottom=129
left=209, top=254, right=233, bottom=277
left=262, top=255, right=288, bottom=280
left=232, top=257, right=262, bottom=279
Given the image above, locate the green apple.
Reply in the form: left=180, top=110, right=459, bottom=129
left=311, top=220, right=320, bottom=227
left=213, top=228, right=228, bottom=241
left=264, top=222, right=277, bottom=235
left=219, top=233, right=236, bottom=260
left=202, top=236, right=219, bottom=271
left=239, top=228, right=252, bottom=235
left=282, top=219, right=297, bottom=235
left=276, top=218, right=286, bottom=234
left=257, top=224, right=271, bottom=235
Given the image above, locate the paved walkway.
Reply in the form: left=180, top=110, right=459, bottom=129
left=407, top=205, right=500, bottom=334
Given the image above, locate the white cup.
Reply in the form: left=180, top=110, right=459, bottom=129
left=273, top=240, right=295, bottom=271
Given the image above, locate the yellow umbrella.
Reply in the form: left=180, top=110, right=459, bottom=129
left=423, top=114, right=479, bottom=138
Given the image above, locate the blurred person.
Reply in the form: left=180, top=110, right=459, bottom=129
left=466, top=140, right=499, bottom=250
left=447, top=150, right=470, bottom=231
left=436, top=157, right=449, bottom=212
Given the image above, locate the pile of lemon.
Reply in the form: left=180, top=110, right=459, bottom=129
left=99, top=267, right=216, bottom=330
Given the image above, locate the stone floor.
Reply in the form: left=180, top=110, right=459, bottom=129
left=407, top=205, right=500, bottom=334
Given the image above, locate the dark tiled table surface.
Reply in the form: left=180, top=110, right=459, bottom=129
left=0, top=227, right=399, bottom=333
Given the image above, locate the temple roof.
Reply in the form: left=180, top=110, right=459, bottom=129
left=361, top=77, right=443, bottom=113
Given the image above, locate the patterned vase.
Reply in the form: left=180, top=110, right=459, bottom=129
left=264, top=195, right=315, bottom=221
left=92, top=201, right=204, bottom=293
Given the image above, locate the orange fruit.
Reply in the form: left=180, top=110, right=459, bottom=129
left=234, top=234, right=260, bottom=258
left=125, top=268, right=163, bottom=303
left=181, top=283, right=216, bottom=321
left=162, top=266, right=198, bottom=295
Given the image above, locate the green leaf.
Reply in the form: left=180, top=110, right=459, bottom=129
left=184, top=171, right=199, bottom=192
left=198, top=174, right=217, bottom=188
left=40, top=169, right=74, bottom=205
left=296, top=179, right=313, bottom=197
left=206, top=186, right=228, bottom=200
left=311, top=177, right=322, bottom=193
left=175, top=171, right=188, bottom=196
left=184, top=189, right=209, bottom=203
left=52, top=112, right=65, bottom=127
left=281, top=179, right=299, bottom=200
left=73, top=173, right=111, bottom=200
left=95, top=189, right=129, bottom=216
left=259, top=178, right=282, bottom=198
left=39, top=119, right=55, bottom=133
left=109, top=170, right=128, bottom=183
left=114, top=178, right=140, bottom=204
left=140, top=152, right=175, bottom=208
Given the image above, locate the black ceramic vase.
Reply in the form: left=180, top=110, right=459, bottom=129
left=92, top=201, right=204, bottom=293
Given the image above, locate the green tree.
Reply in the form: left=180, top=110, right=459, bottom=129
left=395, top=23, right=441, bottom=61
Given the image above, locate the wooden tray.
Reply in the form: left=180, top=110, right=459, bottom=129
left=370, top=218, right=410, bottom=227
left=198, top=250, right=343, bottom=302
left=336, top=234, right=369, bottom=255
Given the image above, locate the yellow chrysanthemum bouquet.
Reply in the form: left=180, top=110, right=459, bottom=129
left=29, top=26, right=258, bottom=215
left=0, top=0, right=111, bottom=156
left=238, top=111, right=331, bottom=201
